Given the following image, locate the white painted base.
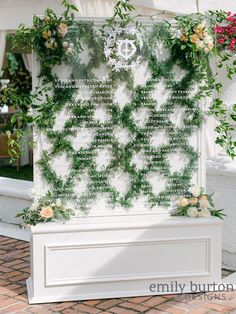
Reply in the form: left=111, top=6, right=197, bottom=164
left=27, top=214, right=222, bottom=304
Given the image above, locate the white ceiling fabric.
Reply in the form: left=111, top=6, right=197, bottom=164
left=72, top=0, right=159, bottom=16
left=72, top=0, right=236, bottom=16
left=1, top=0, right=236, bottom=29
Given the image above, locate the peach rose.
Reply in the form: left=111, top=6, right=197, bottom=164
left=40, top=206, right=54, bottom=219
left=190, top=34, right=200, bottom=44
left=178, top=196, right=189, bottom=207
left=57, top=23, right=68, bottom=37
left=199, top=196, right=210, bottom=209
left=180, top=34, right=188, bottom=42
left=199, top=195, right=208, bottom=201
left=194, top=29, right=203, bottom=38
left=189, top=197, right=198, bottom=206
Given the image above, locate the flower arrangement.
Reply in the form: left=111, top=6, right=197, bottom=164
left=173, top=186, right=225, bottom=219
left=41, top=21, right=74, bottom=55
left=11, top=1, right=79, bottom=80
left=37, top=14, right=75, bottom=56
left=214, top=12, right=236, bottom=51
left=179, top=21, right=214, bottom=54
left=16, top=192, right=74, bottom=226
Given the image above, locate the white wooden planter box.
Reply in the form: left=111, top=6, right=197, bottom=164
left=28, top=18, right=223, bottom=304
left=27, top=214, right=222, bottom=304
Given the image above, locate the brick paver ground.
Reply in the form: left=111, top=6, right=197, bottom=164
left=0, top=235, right=236, bottom=314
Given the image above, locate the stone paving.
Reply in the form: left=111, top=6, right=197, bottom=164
left=0, top=235, right=236, bottom=314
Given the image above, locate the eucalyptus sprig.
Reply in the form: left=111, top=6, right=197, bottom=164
left=209, top=55, right=236, bottom=158
left=61, top=0, right=79, bottom=20
left=106, top=0, right=135, bottom=25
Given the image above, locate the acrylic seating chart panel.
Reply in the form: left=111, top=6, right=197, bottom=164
left=33, top=20, right=206, bottom=217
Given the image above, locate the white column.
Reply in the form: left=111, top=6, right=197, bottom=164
left=0, top=30, right=6, bottom=77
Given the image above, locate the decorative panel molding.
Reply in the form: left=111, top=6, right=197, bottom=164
left=45, top=237, right=211, bottom=287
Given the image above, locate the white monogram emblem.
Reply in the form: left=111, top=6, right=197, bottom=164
left=104, top=25, right=143, bottom=71
left=117, top=39, right=137, bottom=61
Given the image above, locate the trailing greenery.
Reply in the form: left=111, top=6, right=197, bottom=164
left=1, top=0, right=79, bottom=159
left=16, top=194, right=74, bottom=226
left=0, top=53, right=32, bottom=138
left=106, top=0, right=135, bottom=25
left=176, top=11, right=236, bottom=158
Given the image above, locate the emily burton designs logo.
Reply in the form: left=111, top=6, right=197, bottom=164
left=149, top=281, right=233, bottom=294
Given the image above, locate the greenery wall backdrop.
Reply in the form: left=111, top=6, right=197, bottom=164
left=7, top=0, right=229, bottom=225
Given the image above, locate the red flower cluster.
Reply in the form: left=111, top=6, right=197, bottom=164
left=214, top=12, right=236, bottom=51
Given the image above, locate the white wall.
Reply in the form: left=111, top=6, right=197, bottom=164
left=199, top=0, right=236, bottom=12
left=0, top=0, right=64, bottom=30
